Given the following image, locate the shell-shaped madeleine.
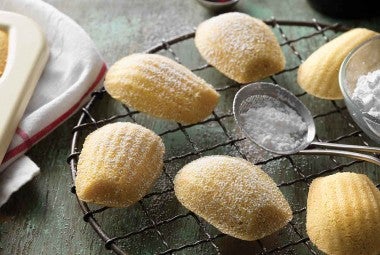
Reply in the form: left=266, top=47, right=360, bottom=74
left=0, top=29, right=8, bottom=76
left=75, top=122, right=165, bottom=208
left=298, top=28, right=378, bottom=99
left=174, top=155, right=292, bottom=241
left=195, top=12, right=285, bottom=84
left=307, top=172, right=380, bottom=255
left=104, top=53, right=220, bottom=124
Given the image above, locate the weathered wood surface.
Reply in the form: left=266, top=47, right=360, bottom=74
left=0, top=1, right=379, bottom=254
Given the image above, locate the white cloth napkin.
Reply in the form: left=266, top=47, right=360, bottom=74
left=0, top=0, right=106, bottom=206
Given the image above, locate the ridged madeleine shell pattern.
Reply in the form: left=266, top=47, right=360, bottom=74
left=104, top=53, right=220, bottom=124
left=75, top=122, right=165, bottom=208
left=298, top=28, right=378, bottom=100
left=174, top=155, right=292, bottom=241
left=195, top=12, right=285, bottom=84
left=307, top=172, right=380, bottom=255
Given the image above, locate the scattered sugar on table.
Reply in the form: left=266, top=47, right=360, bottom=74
left=241, top=101, right=308, bottom=152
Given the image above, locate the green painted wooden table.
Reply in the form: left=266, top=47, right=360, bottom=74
left=1, top=1, right=380, bottom=254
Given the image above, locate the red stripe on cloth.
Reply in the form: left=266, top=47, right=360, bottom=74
left=16, top=127, right=30, bottom=141
left=2, top=63, right=107, bottom=164
left=15, top=127, right=34, bottom=151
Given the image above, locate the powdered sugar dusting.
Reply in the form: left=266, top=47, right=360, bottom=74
left=352, top=69, right=380, bottom=118
left=203, top=13, right=265, bottom=53
left=195, top=12, right=285, bottom=83
left=174, top=155, right=292, bottom=240
left=241, top=101, right=307, bottom=152
left=105, top=53, right=220, bottom=124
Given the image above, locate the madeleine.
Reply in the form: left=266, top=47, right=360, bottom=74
left=75, top=122, right=165, bottom=207
left=174, top=155, right=292, bottom=240
left=105, top=53, right=220, bottom=124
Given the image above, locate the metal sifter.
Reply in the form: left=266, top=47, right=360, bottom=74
left=233, top=82, right=380, bottom=166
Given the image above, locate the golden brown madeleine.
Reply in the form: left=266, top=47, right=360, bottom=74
left=298, top=28, right=378, bottom=99
left=75, top=122, right=165, bottom=207
left=0, top=29, right=8, bottom=76
left=307, top=172, right=380, bottom=255
left=104, top=53, right=220, bottom=124
left=195, top=12, right=285, bottom=84
left=174, top=155, right=292, bottom=241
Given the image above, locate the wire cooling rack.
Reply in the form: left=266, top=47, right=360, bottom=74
left=67, top=19, right=380, bottom=255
